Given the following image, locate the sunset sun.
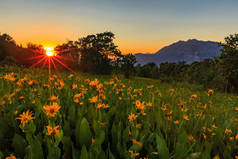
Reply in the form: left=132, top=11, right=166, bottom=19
left=44, top=47, right=55, bottom=57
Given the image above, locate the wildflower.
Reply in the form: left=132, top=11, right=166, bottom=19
left=132, top=139, right=142, bottom=147
left=46, top=125, right=60, bottom=136
left=188, top=135, right=195, bottom=142
left=135, top=100, right=145, bottom=113
left=214, top=155, right=220, bottom=159
left=136, top=124, right=142, bottom=129
left=14, top=110, right=18, bottom=115
left=208, top=89, right=214, bottom=96
left=89, top=78, right=99, bottom=87
left=49, top=96, right=58, bottom=101
left=72, top=83, right=78, bottom=89
left=74, top=98, right=79, bottom=103
left=103, top=104, right=110, bottom=109
left=32, top=100, right=35, bottom=104
left=146, top=102, right=152, bottom=107
left=129, top=150, right=140, bottom=157
left=235, top=107, right=238, bottom=111
left=147, top=85, right=154, bottom=89
left=4, top=73, right=16, bottom=82
left=89, top=96, right=98, bottom=103
left=229, top=137, right=234, bottom=141
left=173, top=120, right=179, bottom=125
left=236, top=135, right=238, bottom=140
left=74, top=94, right=81, bottom=98
left=183, top=115, right=189, bottom=120
left=92, top=138, right=96, bottom=144
left=169, top=89, right=175, bottom=92
left=191, top=94, right=198, bottom=98
left=128, top=113, right=138, bottom=124
left=97, top=103, right=103, bottom=109
left=212, top=124, right=217, bottom=129
left=225, top=128, right=232, bottom=134
left=16, top=110, right=35, bottom=127
left=5, top=154, right=16, bottom=159
left=202, top=133, right=207, bottom=139
left=43, top=102, right=61, bottom=117
left=211, top=132, right=216, bottom=136
left=19, top=96, right=24, bottom=100
left=68, top=74, right=74, bottom=79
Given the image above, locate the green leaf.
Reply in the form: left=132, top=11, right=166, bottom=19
left=95, top=130, right=105, bottom=146
left=78, top=118, right=92, bottom=147
left=72, top=145, right=80, bottom=159
left=62, top=136, right=72, bottom=158
left=26, top=136, right=44, bottom=159
left=200, top=142, right=212, bottom=159
left=0, top=151, right=3, bottom=159
left=174, top=131, right=189, bottom=159
left=97, top=150, right=106, bottom=159
left=12, top=133, right=27, bottom=157
left=155, top=134, right=170, bottom=159
left=80, top=145, right=88, bottom=159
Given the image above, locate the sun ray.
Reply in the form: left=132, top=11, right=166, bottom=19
left=30, top=56, right=47, bottom=68
left=53, top=57, right=77, bottom=74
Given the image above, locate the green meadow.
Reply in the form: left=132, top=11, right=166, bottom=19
left=0, top=65, right=237, bottom=159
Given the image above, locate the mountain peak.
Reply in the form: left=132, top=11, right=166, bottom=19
left=135, top=39, right=221, bottom=66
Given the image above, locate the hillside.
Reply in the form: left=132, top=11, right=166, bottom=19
left=0, top=65, right=237, bottom=158
left=135, top=39, right=221, bottom=66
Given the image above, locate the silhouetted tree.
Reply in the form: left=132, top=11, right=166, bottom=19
left=0, top=33, right=15, bottom=44
left=219, top=33, right=238, bottom=93
left=76, top=32, right=122, bottom=74
left=120, top=54, right=136, bottom=78
left=0, top=33, right=15, bottom=61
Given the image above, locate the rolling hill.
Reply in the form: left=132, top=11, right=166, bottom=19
left=135, top=39, right=221, bottom=66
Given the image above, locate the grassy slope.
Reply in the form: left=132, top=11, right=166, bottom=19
left=0, top=65, right=237, bottom=159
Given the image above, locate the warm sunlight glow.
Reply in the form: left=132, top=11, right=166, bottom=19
left=44, top=47, right=56, bottom=57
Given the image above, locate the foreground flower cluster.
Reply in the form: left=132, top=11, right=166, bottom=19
left=0, top=66, right=237, bottom=159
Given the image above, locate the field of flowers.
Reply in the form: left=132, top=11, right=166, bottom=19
left=0, top=65, right=237, bottom=159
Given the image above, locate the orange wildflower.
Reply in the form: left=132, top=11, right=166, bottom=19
left=132, top=139, right=142, bottom=147
left=173, top=120, right=179, bottom=125
left=16, top=110, right=35, bottom=127
left=129, top=150, right=140, bottom=157
left=74, top=98, right=79, bottom=103
left=183, top=115, right=189, bottom=120
left=146, top=102, right=152, bottom=107
left=92, top=138, right=96, bottom=144
left=208, top=89, right=214, bottom=96
left=89, top=96, right=98, bottom=103
left=128, top=113, right=138, bottom=124
left=5, top=155, right=16, bottom=159
left=43, top=102, right=60, bottom=117
left=188, top=135, right=195, bottom=142
left=49, top=96, right=58, bottom=101
left=225, top=128, right=232, bottom=134
left=46, top=125, right=60, bottom=136
left=72, top=83, right=78, bottom=89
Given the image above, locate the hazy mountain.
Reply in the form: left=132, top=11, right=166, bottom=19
left=135, top=39, right=221, bottom=66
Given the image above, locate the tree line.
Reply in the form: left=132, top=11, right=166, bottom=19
left=0, top=32, right=238, bottom=93
left=135, top=34, right=238, bottom=93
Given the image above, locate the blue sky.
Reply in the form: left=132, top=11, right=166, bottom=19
left=1, top=0, right=237, bottom=53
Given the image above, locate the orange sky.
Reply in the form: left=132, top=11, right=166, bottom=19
left=1, top=0, right=238, bottom=54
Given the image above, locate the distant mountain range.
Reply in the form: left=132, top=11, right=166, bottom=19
left=135, top=39, right=222, bottom=66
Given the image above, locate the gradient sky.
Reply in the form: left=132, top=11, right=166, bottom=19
left=1, top=0, right=238, bottom=54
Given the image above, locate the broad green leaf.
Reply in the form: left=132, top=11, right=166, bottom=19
left=78, top=118, right=92, bottom=147
left=80, top=145, right=88, bottom=159
left=155, top=134, right=170, bottom=159
left=12, top=133, right=27, bottom=157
